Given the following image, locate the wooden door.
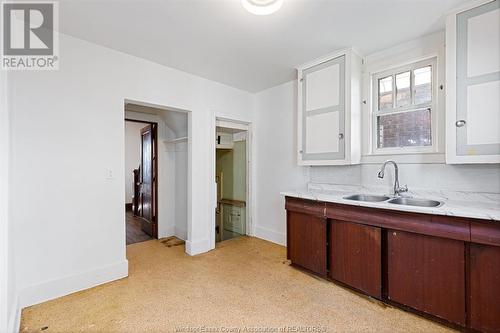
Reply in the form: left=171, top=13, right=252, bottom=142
left=469, top=243, right=500, bottom=333
left=387, top=230, right=466, bottom=325
left=139, top=124, right=156, bottom=237
left=287, top=211, right=327, bottom=276
left=330, top=220, right=381, bottom=298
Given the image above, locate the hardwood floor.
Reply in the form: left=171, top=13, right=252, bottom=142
left=126, top=211, right=152, bottom=245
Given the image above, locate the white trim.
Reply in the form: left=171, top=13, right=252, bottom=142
left=211, top=114, right=254, bottom=248
left=296, top=47, right=355, bottom=71
left=185, top=238, right=211, bottom=256
left=370, top=57, right=438, bottom=155
left=0, top=68, right=13, bottom=333
left=361, top=153, right=445, bottom=164
left=18, top=260, right=128, bottom=309
left=163, top=136, right=188, bottom=144
left=216, top=119, right=249, bottom=131
left=446, top=0, right=495, bottom=16
left=254, top=226, right=286, bottom=246
left=361, top=32, right=447, bottom=164
left=7, top=295, right=20, bottom=333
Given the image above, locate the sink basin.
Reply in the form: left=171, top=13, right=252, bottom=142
left=343, top=194, right=391, bottom=202
left=388, top=197, right=443, bottom=208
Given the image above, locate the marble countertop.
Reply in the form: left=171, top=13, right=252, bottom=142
left=281, top=183, right=500, bottom=222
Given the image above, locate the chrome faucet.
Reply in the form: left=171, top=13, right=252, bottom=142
left=378, top=160, right=408, bottom=197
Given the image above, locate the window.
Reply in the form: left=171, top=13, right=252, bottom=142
left=372, top=58, right=436, bottom=153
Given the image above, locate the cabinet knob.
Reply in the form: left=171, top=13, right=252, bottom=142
left=455, top=120, right=466, bottom=127
left=338, top=133, right=344, bottom=140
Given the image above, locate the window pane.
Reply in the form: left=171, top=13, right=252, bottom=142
left=377, top=108, right=432, bottom=148
left=414, top=66, right=432, bottom=104
left=378, top=76, right=393, bottom=110
left=396, top=71, right=411, bottom=107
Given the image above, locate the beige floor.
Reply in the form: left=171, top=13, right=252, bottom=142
left=20, top=236, right=455, bottom=333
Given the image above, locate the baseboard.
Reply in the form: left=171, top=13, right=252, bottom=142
left=254, top=225, right=286, bottom=246
left=7, top=294, right=20, bottom=333
left=185, top=238, right=211, bottom=255
left=18, top=260, right=128, bottom=309
left=159, top=225, right=175, bottom=239
left=174, top=226, right=187, bottom=241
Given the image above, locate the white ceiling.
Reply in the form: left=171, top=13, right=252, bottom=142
left=59, top=0, right=468, bottom=92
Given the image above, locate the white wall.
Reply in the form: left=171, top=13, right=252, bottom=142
left=1, top=72, right=17, bottom=332
left=254, top=81, right=309, bottom=245
left=9, top=32, right=254, bottom=316
left=310, top=164, right=500, bottom=194
left=124, top=121, right=145, bottom=204
left=173, top=140, right=188, bottom=240
left=311, top=31, right=500, bottom=193
left=253, top=32, right=500, bottom=246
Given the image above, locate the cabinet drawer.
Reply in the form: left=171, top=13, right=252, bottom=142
left=326, top=203, right=470, bottom=241
left=470, top=220, right=500, bottom=247
left=285, top=197, right=325, bottom=217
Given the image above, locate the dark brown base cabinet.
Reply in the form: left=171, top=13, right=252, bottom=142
left=285, top=197, right=500, bottom=333
left=330, top=220, right=381, bottom=298
left=387, top=230, right=465, bottom=326
left=286, top=205, right=327, bottom=276
left=470, top=243, right=500, bottom=332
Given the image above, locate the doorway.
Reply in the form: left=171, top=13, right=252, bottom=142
left=215, top=121, right=249, bottom=242
left=124, top=119, right=158, bottom=244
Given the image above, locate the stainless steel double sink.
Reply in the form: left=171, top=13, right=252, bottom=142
left=343, top=194, right=443, bottom=208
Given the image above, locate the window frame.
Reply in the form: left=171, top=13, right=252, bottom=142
left=371, top=57, right=438, bottom=155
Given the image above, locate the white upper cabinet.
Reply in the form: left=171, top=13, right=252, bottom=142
left=297, top=49, right=362, bottom=165
left=446, top=0, right=500, bottom=163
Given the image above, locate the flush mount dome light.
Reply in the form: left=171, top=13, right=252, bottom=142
left=241, top=0, right=284, bottom=15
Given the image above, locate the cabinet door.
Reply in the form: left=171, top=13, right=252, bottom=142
left=287, top=211, right=327, bottom=276
left=301, top=55, right=345, bottom=162
left=455, top=0, right=500, bottom=157
left=330, top=220, right=381, bottom=298
left=387, top=230, right=466, bottom=325
left=469, top=244, right=500, bottom=333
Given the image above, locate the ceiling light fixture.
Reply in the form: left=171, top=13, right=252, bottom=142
left=241, top=0, right=284, bottom=15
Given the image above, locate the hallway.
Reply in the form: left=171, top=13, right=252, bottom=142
left=126, top=211, right=152, bottom=245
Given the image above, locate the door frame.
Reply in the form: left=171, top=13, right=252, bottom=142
left=125, top=118, right=159, bottom=239
left=210, top=115, right=253, bottom=248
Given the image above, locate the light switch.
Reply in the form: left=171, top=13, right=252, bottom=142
left=106, top=168, right=114, bottom=180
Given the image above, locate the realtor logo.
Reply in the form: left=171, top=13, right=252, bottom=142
left=1, top=1, right=59, bottom=70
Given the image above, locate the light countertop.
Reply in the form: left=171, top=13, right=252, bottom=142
left=281, top=184, right=500, bottom=222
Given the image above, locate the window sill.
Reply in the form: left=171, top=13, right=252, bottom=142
left=361, top=152, right=445, bottom=164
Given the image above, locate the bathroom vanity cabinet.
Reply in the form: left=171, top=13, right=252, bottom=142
left=285, top=196, right=500, bottom=332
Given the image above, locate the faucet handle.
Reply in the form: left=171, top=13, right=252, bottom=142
left=398, top=185, right=408, bottom=193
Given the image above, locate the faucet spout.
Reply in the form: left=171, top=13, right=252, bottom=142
left=377, top=160, right=408, bottom=196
